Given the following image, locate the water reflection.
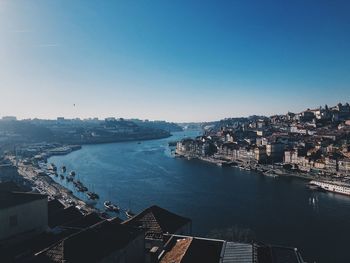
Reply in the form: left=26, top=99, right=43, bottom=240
left=308, top=195, right=319, bottom=212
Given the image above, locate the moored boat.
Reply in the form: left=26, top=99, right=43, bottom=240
left=104, top=201, right=120, bottom=212
left=125, top=209, right=135, bottom=218
left=87, top=191, right=99, bottom=200
left=309, top=180, right=350, bottom=196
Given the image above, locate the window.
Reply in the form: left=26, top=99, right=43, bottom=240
left=9, top=215, right=18, bottom=228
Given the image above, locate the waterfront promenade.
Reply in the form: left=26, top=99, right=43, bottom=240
left=12, top=158, right=95, bottom=214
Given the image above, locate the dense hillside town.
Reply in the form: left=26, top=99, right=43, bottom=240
left=176, top=102, right=350, bottom=178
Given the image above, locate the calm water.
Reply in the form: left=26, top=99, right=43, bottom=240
left=49, top=131, right=350, bottom=263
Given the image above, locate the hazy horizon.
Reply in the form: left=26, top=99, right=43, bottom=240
left=1, top=99, right=349, bottom=124
left=1, top=1, right=350, bottom=122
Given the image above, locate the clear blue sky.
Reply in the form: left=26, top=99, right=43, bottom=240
left=1, top=0, right=350, bottom=122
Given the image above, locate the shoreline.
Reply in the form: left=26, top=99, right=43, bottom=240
left=43, top=133, right=173, bottom=161
left=11, top=134, right=174, bottom=214
left=15, top=160, right=95, bottom=214
left=175, top=152, right=319, bottom=182
left=54, top=133, right=172, bottom=146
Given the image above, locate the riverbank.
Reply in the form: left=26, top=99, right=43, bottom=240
left=14, top=159, right=95, bottom=214
left=175, top=152, right=323, bottom=182
left=30, top=133, right=172, bottom=163
left=10, top=135, right=174, bottom=215
left=55, top=132, right=172, bottom=145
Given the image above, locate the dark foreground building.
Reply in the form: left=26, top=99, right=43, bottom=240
left=158, top=234, right=305, bottom=263
left=0, top=182, right=308, bottom=263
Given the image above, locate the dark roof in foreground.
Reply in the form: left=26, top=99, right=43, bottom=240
left=1, top=212, right=106, bottom=262
left=160, top=235, right=224, bottom=263
left=0, top=228, right=79, bottom=262
left=123, top=205, right=191, bottom=240
left=0, top=191, right=47, bottom=209
left=48, top=199, right=65, bottom=214
left=222, top=242, right=256, bottom=263
left=160, top=235, right=306, bottom=263
left=48, top=206, right=84, bottom=228
left=61, top=212, right=103, bottom=229
left=34, top=219, right=143, bottom=263
left=0, top=181, right=26, bottom=192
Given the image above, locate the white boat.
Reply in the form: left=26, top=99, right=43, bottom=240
left=104, top=201, right=120, bottom=212
left=309, top=180, right=350, bottom=196
left=125, top=209, right=135, bottom=218
left=265, top=173, right=278, bottom=178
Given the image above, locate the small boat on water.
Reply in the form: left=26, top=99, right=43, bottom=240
left=73, top=180, right=88, bottom=192
left=125, top=209, right=135, bottom=219
left=104, top=201, right=120, bottom=212
left=265, top=173, right=278, bottom=178
left=78, top=185, right=88, bottom=192
left=60, top=174, right=64, bottom=179
left=70, top=171, right=76, bottom=176
left=62, top=166, right=66, bottom=173
left=87, top=191, right=99, bottom=200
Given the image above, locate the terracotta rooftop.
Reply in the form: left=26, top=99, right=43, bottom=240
left=160, top=235, right=224, bottom=263
left=160, top=237, right=192, bottom=263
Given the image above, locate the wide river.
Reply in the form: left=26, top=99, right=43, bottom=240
left=49, top=130, right=350, bottom=263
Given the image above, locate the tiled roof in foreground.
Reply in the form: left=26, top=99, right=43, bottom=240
left=160, top=235, right=224, bottom=263
left=160, top=234, right=306, bottom=263
left=123, top=205, right=191, bottom=240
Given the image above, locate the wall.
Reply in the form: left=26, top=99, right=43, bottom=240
left=100, top=233, right=145, bottom=263
left=0, top=198, right=48, bottom=243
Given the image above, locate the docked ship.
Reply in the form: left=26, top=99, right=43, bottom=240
left=309, top=180, right=350, bottom=196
